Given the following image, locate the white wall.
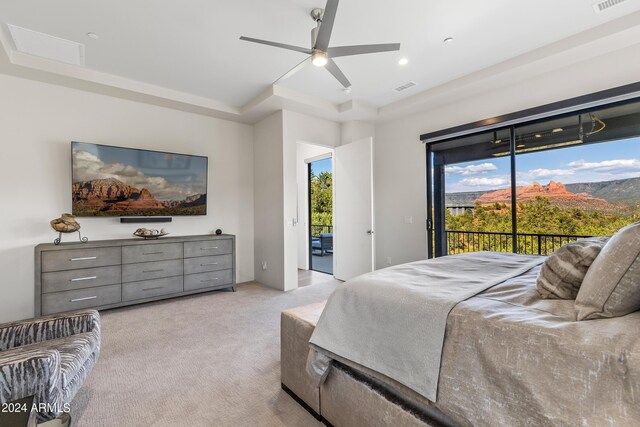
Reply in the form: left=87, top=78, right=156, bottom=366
left=341, top=121, right=375, bottom=145
left=283, top=111, right=341, bottom=290
left=296, top=143, right=333, bottom=270
left=252, top=110, right=340, bottom=291
left=0, top=74, right=254, bottom=323
left=373, top=43, right=640, bottom=269
left=253, top=111, right=284, bottom=290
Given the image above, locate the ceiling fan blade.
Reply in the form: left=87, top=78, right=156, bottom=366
left=273, top=57, right=311, bottom=85
left=327, top=43, right=401, bottom=58
left=240, top=36, right=312, bottom=54
left=325, top=58, right=351, bottom=88
left=314, top=0, right=339, bottom=51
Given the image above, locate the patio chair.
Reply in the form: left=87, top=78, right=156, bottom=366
left=312, top=233, right=333, bottom=256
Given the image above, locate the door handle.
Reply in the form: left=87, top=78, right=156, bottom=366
left=367, top=230, right=374, bottom=235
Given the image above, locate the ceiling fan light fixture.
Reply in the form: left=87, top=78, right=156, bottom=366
left=312, top=51, right=328, bottom=67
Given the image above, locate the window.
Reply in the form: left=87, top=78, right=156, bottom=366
left=427, top=98, right=640, bottom=257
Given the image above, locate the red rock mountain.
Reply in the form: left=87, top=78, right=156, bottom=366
left=477, top=181, right=614, bottom=210
left=73, top=178, right=164, bottom=211
left=72, top=178, right=205, bottom=213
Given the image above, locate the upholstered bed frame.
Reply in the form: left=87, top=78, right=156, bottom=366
left=281, top=303, right=457, bottom=427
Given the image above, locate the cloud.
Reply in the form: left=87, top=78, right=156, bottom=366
left=519, top=168, right=575, bottom=180
left=528, top=168, right=574, bottom=178
left=459, top=177, right=508, bottom=187
left=567, top=159, right=640, bottom=173
left=72, top=149, right=205, bottom=200
left=445, top=163, right=497, bottom=176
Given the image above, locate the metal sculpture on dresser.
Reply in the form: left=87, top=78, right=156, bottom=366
left=50, top=213, right=88, bottom=245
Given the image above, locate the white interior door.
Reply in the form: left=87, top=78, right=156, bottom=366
left=334, top=137, right=374, bottom=281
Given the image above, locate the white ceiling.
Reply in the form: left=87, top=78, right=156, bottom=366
left=1, top=0, right=639, bottom=113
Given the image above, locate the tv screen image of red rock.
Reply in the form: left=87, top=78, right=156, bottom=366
left=72, top=142, right=208, bottom=217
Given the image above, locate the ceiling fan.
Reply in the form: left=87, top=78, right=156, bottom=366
left=240, top=0, right=400, bottom=89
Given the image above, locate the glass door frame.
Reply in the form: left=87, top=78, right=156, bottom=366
left=426, top=127, right=518, bottom=258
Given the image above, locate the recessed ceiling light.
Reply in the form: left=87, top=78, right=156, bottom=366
left=552, top=128, right=563, bottom=133
left=443, top=37, right=454, bottom=43
left=535, top=134, right=542, bottom=138
left=86, top=32, right=99, bottom=40
left=398, top=57, right=409, bottom=66
left=342, top=87, right=352, bottom=94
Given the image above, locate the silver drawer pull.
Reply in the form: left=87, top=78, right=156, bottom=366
left=201, top=247, right=219, bottom=250
left=142, top=286, right=164, bottom=291
left=143, top=269, right=164, bottom=273
left=200, top=278, right=219, bottom=282
left=70, top=256, right=97, bottom=261
left=143, top=251, right=164, bottom=255
left=201, top=262, right=219, bottom=266
left=70, top=296, right=97, bottom=302
left=70, top=276, right=97, bottom=282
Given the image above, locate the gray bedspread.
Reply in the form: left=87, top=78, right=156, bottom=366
left=436, top=266, right=640, bottom=426
left=309, top=251, right=544, bottom=401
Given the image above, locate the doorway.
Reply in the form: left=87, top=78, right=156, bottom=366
left=308, top=157, right=333, bottom=274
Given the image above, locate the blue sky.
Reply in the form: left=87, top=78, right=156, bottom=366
left=446, top=137, right=640, bottom=193
left=311, top=157, right=332, bottom=175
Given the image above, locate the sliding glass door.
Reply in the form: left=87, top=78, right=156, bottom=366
left=431, top=129, right=513, bottom=257
left=512, top=102, right=640, bottom=253
left=427, top=98, right=640, bottom=257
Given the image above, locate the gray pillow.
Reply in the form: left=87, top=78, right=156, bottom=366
left=536, top=237, right=609, bottom=299
left=575, top=222, right=640, bottom=321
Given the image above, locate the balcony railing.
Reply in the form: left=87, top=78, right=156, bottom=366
left=311, top=224, right=333, bottom=237
left=446, top=230, right=593, bottom=256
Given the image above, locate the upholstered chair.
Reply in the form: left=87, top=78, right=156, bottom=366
left=0, top=310, right=100, bottom=422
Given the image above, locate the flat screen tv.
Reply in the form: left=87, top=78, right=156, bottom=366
left=71, top=142, right=208, bottom=217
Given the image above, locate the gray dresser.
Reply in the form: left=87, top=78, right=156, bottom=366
left=35, top=234, right=235, bottom=316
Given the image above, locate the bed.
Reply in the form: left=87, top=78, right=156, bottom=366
left=281, top=250, right=640, bottom=426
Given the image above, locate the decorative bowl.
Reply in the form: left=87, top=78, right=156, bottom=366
left=133, top=228, right=169, bottom=239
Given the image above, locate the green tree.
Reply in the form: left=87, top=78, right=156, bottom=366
left=518, top=196, right=560, bottom=234
left=311, top=171, right=332, bottom=227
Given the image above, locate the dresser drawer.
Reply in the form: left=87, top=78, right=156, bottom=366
left=42, top=284, right=121, bottom=315
left=42, top=265, right=121, bottom=294
left=122, top=259, right=183, bottom=283
left=122, top=243, right=183, bottom=264
left=184, top=239, right=232, bottom=258
left=184, top=269, right=233, bottom=291
left=41, top=247, right=121, bottom=272
left=122, top=276, right=183, bottom=301
left=184, top=254, right=232, bottom=275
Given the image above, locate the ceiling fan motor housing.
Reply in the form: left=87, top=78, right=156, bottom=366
left=311, top=26, right=319, bottom=49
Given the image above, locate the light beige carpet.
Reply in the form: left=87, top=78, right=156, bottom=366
left=71, top=279, right=339, bottom=427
